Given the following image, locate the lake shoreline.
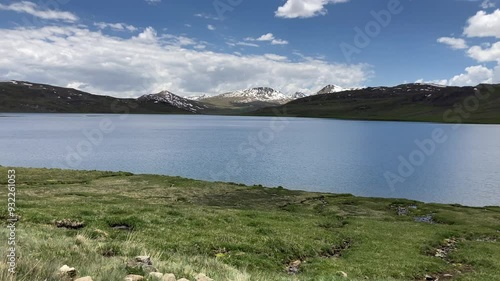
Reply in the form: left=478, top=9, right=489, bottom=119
left=1, top=166, right=499, bottom=281
left=3, top=111, right=500, bottom=125
left=1, top=164, right=498, bottom=208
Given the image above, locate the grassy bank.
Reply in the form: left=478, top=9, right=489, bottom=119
left=1, top=167, right=499, bottom=281
left=249, top=84, right=500, bottom=124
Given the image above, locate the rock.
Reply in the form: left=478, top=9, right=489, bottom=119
left=149, top=272, right=164, bottom=279
left=162, top=273, right=177, bottom=281
left=75, top=277, right=93, bottom=281
left=443, top=273, right=453, bottom=278
left=126, top=256, right=157, bottom=275
left=195, top=273, right=214, bottom=281
left=286, top=259, right=301, bottom=274
left=135, top=256, right=152, bottom=265
left=337, top=271, right=348, bottom=278
left=125, top=274, right=144, bottom=281
left=425, top=275, right=435, bottom=281
left=177, top=279, right=190, bottom=281
left=58, top=265, right=77, bottom=278
left=55, top=219, right=85, bottom=229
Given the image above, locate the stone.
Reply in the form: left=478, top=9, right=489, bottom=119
left=177, top=279, right=190, bottom=281
left=443, top=274, right=453, bottom=278
left=126, top=256, right=157, bottom=275
left=162, top=273, right=177, bottom=281
left=58, top=265, right=77, bottom=278
left=425, top=275, right=435, bottom=281
left=149, top=272, right=164, bottom=279
left=55, top=219, right=85, bottom=229
left=125, top=274, right=144, bottom=281
left=195, top=273, right=214, bottom=281
left=75, top=277, right=94, bottom=281
left=287, top=260, right=301, bottom=274
left=337, top=271, right=348, bottom=278
left=135, top=256, right=152, bottom=265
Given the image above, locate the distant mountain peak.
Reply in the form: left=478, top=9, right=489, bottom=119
left=220, top=87, right=290, bottom=104
left=317, top=85, right=345, bottom=95
left=291, top=92, right=307, bottom=99
left=138, top=90, right=207, bottom=113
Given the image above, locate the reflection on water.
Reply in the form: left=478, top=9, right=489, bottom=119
left=0, top=113, right=499, bottom=207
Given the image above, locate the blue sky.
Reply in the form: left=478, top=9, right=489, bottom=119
left=0, top=0, right=499, bottom=97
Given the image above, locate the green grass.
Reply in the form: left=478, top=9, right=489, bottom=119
left=1, top=167, right=499, bottom=281
left=250, top=85, right=500, bottom=124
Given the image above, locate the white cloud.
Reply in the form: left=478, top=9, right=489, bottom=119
left=246, top=33, right=289, bottom=45
left=257, top=33, right=275, bottom=41
left=263, top=54, right=289, bottom=61
left=0, top=1, right=78, bottom=22
left=271, top=39, right=289, bottom=45
left=437, top=37, right=468, bottom=49
left=464, top=9, right=500, bottom=38
left=94, top=22, right=137, bottom=32
left=145, top=0, right=161, bottom=5
left=0, top=26, right=370, bottom=97
left=417, top=65, right=495, bottom=86
left=448, top=65, right=493, bottom=86
left=481, top=0, right=495, bottom=9
left=415, top=79, right=448, bottom=86
left=207, top=24, right=216, bottom=31
left=227, top=41, right=260, bottom=47
left=275, top=0, right=350, bottom=19
left=194, top=13, right=220, bottom=20
left=468, top=41, right=500, bottom=62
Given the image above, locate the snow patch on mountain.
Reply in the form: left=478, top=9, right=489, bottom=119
left=138, top=90, right=207, bottom=113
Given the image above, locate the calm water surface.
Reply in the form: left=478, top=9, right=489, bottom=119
left=1, top=113, right=499, bottom=207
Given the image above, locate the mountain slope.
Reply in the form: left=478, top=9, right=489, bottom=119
left=137, top=90, right=207, bottom=113
left=198, top=87, right=294, bottom=113
left=0, top=81, right=193, bottom=114
left=249, top=83, right=500, bottom=124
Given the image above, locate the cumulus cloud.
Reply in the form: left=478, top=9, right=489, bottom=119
left=464, top=9, right=500, bottom=38
left=246, top=33, right=289, bottom=45
left=468, top=41, right=500, bottom=62
left=437, top=37, right=468, bottom=49
left=434, top=8, right=500, bottom=86
left=419, top=65, right=494, bottom=86
left=0, top=25, right=371, bottom=97
left=448, top=65, right=493, bottom=86
left=0, top=1, right=78, bottom=22
left=275, top=0, right=350, bottom=19
left=207, top=24, right=216, bottom=31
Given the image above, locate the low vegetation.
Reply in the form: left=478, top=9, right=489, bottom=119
left=0, top=167, right=499, bottom=281
left=251, top=84, right=500, bottom=124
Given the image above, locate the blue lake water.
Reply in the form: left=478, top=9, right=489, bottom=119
left=1, top=113, right=499, bottom=207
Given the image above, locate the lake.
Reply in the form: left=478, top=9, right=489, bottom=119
left=1, top=113, right=499, bottom=207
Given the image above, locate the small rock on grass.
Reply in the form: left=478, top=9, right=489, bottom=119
left=337, top=271, right=348, bottom=278
left=149, top=272, right=164, bottom=279
left=125, top=274, right=144, bottom=281
left=195, top=273, right=214, bottom=281
left=75, top=277, right=93, bottom=281
left=58, top=265, right=77, bottom=278
left=177, top=279, right=190, bottom=281
left=162, top=273, right=176, bottom=281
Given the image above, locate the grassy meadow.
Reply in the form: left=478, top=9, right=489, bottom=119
left=0, top=167, right=499, bottom=281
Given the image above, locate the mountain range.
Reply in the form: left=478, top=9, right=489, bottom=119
left=1, top=80, right=499, bottom=124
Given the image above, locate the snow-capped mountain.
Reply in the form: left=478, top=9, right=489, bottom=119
left=138, top=90, right=207, bottom=113
left=218, top=87, right=291, bottom=104
left=316, top=85, right=346, bottom=95
left=291, top=92, right=307, bottom=99
left=187, top=94, right=209, bottom=101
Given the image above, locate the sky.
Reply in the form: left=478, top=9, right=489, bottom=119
left=0, top=0, right=499, bottom=98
